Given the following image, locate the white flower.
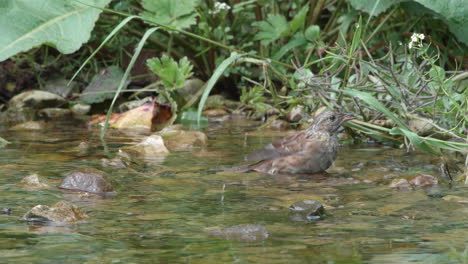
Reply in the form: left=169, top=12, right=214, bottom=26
left=209, top=2, right=231, bottom=14
left=408, top=33, right=425, bottom=49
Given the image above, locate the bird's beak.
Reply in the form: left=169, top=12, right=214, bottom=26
left=341, top=113, right=355, bottom=123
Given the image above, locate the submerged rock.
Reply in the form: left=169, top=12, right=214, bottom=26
left=8, top=90, right=66, bottom=109
left=389, top=178, right=413, bottom=192
left=59, top=167, right=113, bottom=193
left=20, top=174, right=51, bottom=189
left=207, top=224, right=269, bottom=242
left=289, top=200, right=325, bottom=220
left=10, top=121, right=47, bottom=130
left=101, top=157, right=127, bottom=169
left=159, top=128, right=208, bottom=151
left=409, top=173, right=439, bottom=187
left=118, top=135, right=169, bottom=164
left=22, top=201, right=88, bottom=225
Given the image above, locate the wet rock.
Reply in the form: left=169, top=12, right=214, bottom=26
left=71, top=103, right=91, bottom=116
left=59, top=167, right=113, bottom=193
left=207, top=224, right=269, bottom=242
left=203, top=108, right=229, bottom=118
left=408, top=114, right=435, bottom=136
left=75, top=142, right=89, bottom=154
left=8, top=90, right=66, bottom=109
left=409, top=173, right=439, bottom=187
left=20, top=174, right=51, bottom=189
left=389, top=178, right=413, bottom=191
left=43, top=78, right=79, bottom=98
left=119, top=135, right=169, bottom=163
left=10, top=121, right=47, bottom=131
left=442, top=195, right=468, bottom=204
left=286, top=105, right=305, bottom=122
left=204, top=95, right=240, bottom=110
left=267, top=119, right=289, bottom=130
left=22, top=201, right=88, bottom=225
left=38, top=108, right=72, bottom=119
left=0, top=106, right=36, bottom=126
left=2, top=208, right=12, bottom=215
left=101, top=157, right=127, bottom=169
left=118, top=96, right=153, bottom=112
left=289, top=200, right=325, bottom=220
left=159, top=129, right=208, bottom=151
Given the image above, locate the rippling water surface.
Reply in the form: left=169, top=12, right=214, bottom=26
left=0, top=120, right=466, bottom=263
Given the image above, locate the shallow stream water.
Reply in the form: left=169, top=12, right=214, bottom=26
left=0, top=120, right=467, bottom=263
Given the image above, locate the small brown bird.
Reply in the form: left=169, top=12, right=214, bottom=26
left=226, top=110, right=353, bottom=174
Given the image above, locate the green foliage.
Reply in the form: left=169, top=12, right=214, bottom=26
left=0, top=136, right=10, bottom=148
left=0, top=0, right=111, bottom=61
left=147, top=56, right=193, bottom=91
left=141, top=0, right=200, bottom=30
left=254, top=14, right=290, bottom=45
left=348, top=0, right=468, bottom=44
left=240, top=86, right=270, bottom=114
left=80, top=66, right=126, bottom=104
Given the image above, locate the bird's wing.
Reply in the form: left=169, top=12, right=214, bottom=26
left=246, top=131, right=315, bottom=161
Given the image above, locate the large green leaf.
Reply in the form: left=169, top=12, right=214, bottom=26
left=348, top=0, right=468, bottom=44
left=0, top=0, right=111, bottom=61
left=141, top=0, right=199, bottom=30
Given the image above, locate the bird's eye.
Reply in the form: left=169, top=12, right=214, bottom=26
left=329, top=115, right=336, bottom=121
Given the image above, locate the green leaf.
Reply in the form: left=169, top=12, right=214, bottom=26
left=254, top=14, right=289, bottom=45
left=390, top=127, right=440, bottom=155
left=197, top=52, right=245, bottom=123
left=141, top=0, right=199, bottom=30
left=0, top=0, right=111, bottom=61
left=304, top=25, right=320, bottom=42
left=344, top=89, right=409, bottom=129
left=80, top=66, right=126, bottom=104
left=272, top=33, right=308, bottom=61
left=289, top=5, right=309, bottom=34
left=0, top=136, right=10, bottom=147
left=348, top=0, right=404, bottom=16
left=147, top=56, right=193, bottom=91
left=101, top=27, right=159, bottom=139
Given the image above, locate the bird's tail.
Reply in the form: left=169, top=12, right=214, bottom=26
left=216, top=161, right=263, bottom=173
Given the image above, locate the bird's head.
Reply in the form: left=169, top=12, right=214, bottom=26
left=307, top=110, right=353, bottom=135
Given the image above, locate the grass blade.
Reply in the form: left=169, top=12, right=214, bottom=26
left=100, top=27, right=159, bottom=139
left=197, top=52, right=245, bottom=124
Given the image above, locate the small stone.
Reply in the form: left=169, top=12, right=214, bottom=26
left=289, top=200, right=325, bottom=220
left=160, top=130, right=208, bottom=151
left=389, top=178, right=413, bottom=191
left=10, top=121, right=47, bottom=131
left=118, top=135, right=169, bottom=164
left=20, top=174, right=51, bottom=189
left=442, top=195, right=468, bottom=204
left=38, top=108, right=72, bottom=119
left=267, top=119, right=289, bottom=130
left=101, top=157, right=127, bottom=169
left=203, top=109, right=229, bottom=117
left=8, top=90, right=66, bottom=109
left=409, top=173, right=439, bottom=187
left=2, top=208, right=12, bottom=215
left=59, top=167, right=113, bottom=193
left=207, top=224, right=269, bottom=242
left=286, top=105, right=304, bottom=122
left=71, top=103, right=91, bottom=116
left=22, top=201, right=88, bottom=225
